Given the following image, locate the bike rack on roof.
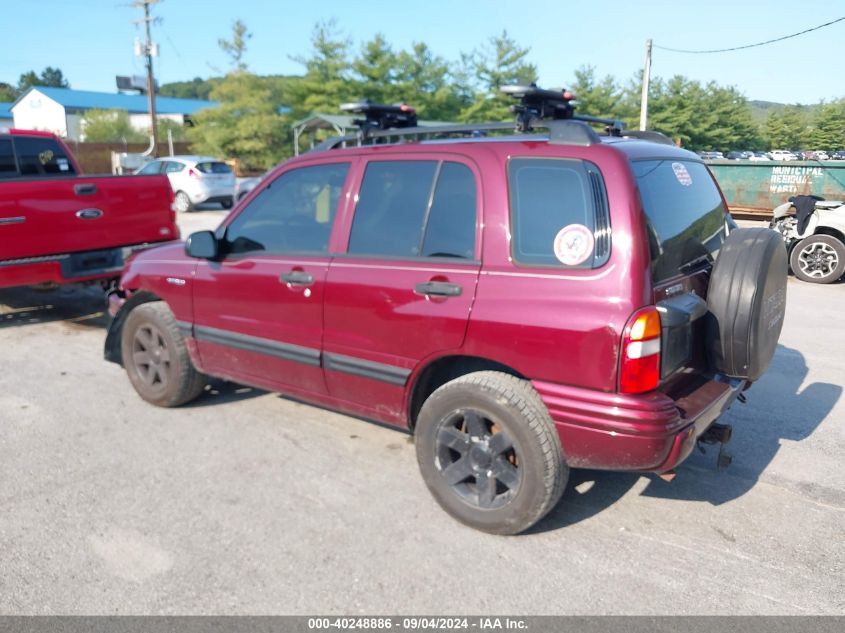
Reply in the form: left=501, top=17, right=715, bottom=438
left=313, top=84, right=673, bottom=152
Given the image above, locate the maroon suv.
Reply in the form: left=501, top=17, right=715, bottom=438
left=105, top=88, right=787, bottom=534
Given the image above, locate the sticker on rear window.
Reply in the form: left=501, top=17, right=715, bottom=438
left=672, top=162, right=692, bottom=186
left=553, top=224, right=594, bottom=266
left=57, top=158, right=69, bottom=171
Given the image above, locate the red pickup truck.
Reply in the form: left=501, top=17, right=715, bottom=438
left=0, top=129, right=178, bottom=289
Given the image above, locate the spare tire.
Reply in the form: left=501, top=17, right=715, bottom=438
left=706, top=227, right=787, bottom=381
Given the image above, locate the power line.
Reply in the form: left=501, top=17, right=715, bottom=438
left=654, top=15, right=845, bottom=54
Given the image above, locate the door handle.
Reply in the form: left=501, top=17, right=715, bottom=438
left=76, top=208, right=104, bottom=219
left=74, top=183, right=97, bottom=196
left=280, top=271, right=314, bottom=286
left=415, top=281, right=462, bottom=297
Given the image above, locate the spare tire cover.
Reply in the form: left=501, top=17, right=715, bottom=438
left=706, top=227, right=787, bottom=381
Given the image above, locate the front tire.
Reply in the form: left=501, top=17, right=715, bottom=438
left=415, top=371, right=567, bottom=535
left=790, top=234, right=845, bottom=283
left=120, top=302, right=206, bottom=407
left=173, top=190, right=193, bottom=213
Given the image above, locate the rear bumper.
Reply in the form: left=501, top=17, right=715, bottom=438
left=0, top=243, right=166, bottom=290
left=532, top=375, right=745, bottom=472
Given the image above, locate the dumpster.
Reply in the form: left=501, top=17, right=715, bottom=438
left=705, top=160, right=845, bottom=219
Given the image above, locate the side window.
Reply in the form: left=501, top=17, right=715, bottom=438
left=422, top=162, right=477, bottom=258
left=224, top=162, right=350, bottom=256
left=165, top=162, right=185, bottom=174
left=14, top=136, right=76, bottom=176
left=0, top=139, right=17, bottom=178
left=508, top=158, right=608, bottom=268
left=348, top=160, right=477, bottom=259
left=137, top=161, right=163, bottom=175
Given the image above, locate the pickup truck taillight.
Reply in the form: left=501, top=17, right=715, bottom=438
left=619, top=307, right=661, bottom=394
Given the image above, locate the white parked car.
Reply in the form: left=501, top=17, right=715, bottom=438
left=136, top=156, right=236, bottom=212
left=767, top=150, right=798, bottom=161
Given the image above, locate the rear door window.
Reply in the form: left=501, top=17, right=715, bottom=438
left=632, top=159, right=727, bottom=282
left=196, top=161, right=232, bottom=174
left=348, top=160, right=477, bottom=259
left=0, top=139, right=17, bottom=178
left=508, top=158, right=609, bottom=268
left=14, top=136, right=76, bottom=176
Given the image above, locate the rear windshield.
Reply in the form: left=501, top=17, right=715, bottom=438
left=13, top=136, right=76, bottom=176
left=196, top=161, right=232, bottom=174
left=632, top=159, right=727, bottom=282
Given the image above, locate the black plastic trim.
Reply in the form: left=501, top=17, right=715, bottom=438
left=323, top=352, right=411, bottom=386
left=193, top=325, right=321, bottom=367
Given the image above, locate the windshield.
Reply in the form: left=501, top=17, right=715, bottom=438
left=632, top=159, right=727, bottom=283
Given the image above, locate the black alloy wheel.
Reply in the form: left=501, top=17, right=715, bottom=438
left=434, top=408, right=521, bottom=510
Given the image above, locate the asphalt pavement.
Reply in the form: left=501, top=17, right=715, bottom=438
left=0, top=210, right=842, bottom=615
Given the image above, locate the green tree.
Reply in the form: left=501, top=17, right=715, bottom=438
left=40, top=67, right=69, bottom=88
left=80, top=109, right=146, bottom=142
left=0, top=82, right=16, bottom=101
left=290, top=19, right=354, bottom=117
left=157, top=118, right=188, bottom=142
left=640, top=75, right=761, bottom=151
left=805, top=100, right=845, bottom=151
left=765, top=106, right=808, bottom=149
left=458, top=31, right=538, bottom=122
left=569, top=66, right=633, bottom=122
left=350, top=34, right=397, bottom=104
left=17, top=67, right=70, bottom=92
left=392, top=43, right=465, bottom=120
left=159, top=77, right=219, bottom=100
left=218, top=19, right=252, bottom=72
left=187, top=72, right=288, bottom=171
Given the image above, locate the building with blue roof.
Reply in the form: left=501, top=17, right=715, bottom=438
left=0, top=102, right=13, bottom=127
left=10, top=87, right=217, bottom=141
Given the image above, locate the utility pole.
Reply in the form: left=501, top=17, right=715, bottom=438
left=133, top=0, right=160, bottom=156
left=639, top=38, right=652, bottom=131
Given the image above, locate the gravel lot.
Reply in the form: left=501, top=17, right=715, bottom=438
left=0, top=210, right=842, bottom=615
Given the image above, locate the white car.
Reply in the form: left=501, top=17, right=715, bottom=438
left=767, top=150, right=798, bottom=161
left=136, top=156, right=236, bottom=212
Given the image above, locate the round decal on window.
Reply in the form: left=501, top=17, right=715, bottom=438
left=553, top=224, right=594, bottom=266
left=672, top=162, right=692, bottom=186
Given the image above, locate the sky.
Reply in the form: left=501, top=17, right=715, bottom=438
left=2, top=0, right=844, bottom=105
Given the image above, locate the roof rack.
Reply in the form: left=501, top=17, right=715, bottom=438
left=313, top=84, right=631, bottom=152
left=339, top=100, right=418, bottom=137
left=501, top=83, right=624, bottom=135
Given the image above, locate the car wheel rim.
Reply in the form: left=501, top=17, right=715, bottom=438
left=798, top=242, right=838, bottom=278
left=175, top=193, right=189, bottom=212
left=132, top=324, right=171, bottom=391
left=434, top=409, right=521, bottom=510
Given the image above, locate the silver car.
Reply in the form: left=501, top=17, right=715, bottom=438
left=136, top=155, right=236, bottom=212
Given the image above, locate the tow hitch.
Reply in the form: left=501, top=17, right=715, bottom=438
left=697, top=423, right=733, bottom=469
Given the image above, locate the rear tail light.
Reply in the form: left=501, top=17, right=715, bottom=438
left=188, top=168, right=200, bottom=178
left=619, top=307, right=662, bottom=394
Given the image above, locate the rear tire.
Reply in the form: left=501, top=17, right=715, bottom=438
left=120, top=301, right=206, bottom=407
left=789, top=234, right=845, bottom=284
left=415, top=371, right=567, bottom=535
left=174, top=191, right=193, bottom=213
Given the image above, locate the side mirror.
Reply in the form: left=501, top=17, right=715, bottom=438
left=185, top=230, right=219, bottom=259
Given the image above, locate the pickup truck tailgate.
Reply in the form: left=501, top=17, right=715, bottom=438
left=0, top=174, right=177, bottom=261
